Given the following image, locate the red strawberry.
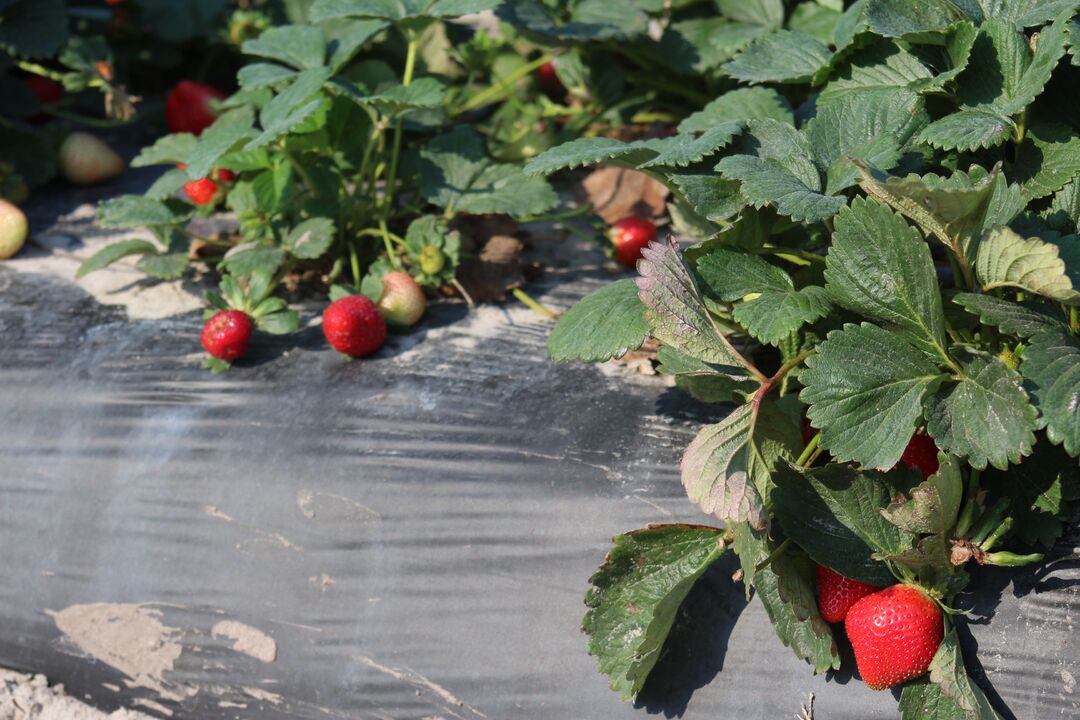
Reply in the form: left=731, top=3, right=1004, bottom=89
left=58, top=132, right=125, bottom=185
left=845, top=585, right=944, bottom=690
left=183, top=177, right=219, bottom=206
left=815, top=566, right=880, bottom=624
left=537, top=62, right=566, bottom=98
left=900, top=432, right=939, bottom=479
left=201, top=310, right=253, bottom=361
left=610, top=216, right=657, bottom=267
left=216, top=168, right=237, bottom=184
left=377, top=271, right=426, bottom=328
left=25, top=76, right=62, bottom=106
left=166, top=80, right=226, bottom=136
left=323, top=295, right=387, bottom=357
left=801, top=417, right=817, bottom=446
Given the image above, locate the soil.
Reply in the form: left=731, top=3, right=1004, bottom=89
left=0, top=669, right=151, bottom=720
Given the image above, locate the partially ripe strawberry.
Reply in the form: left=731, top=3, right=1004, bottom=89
left=845, top=585, right=944, bottom=690
left=377, top=271, right=426, bottom=328
left=24, top=76, right=62, bottom=106
left=610, top=216, right=657, bottom=267
left=166, top=80, right=226, bottom=136
left=201, top=310, right=253, bottom=361
left=537, top=62, right=566, bottom=98
left=0, top=199, right=28, bottom=260
left=184, top=177, right=219, bottom=206
left=900, top=432, right=939, bottom=479
left=58, top=132, right=125, bottom=185
left=322, top=295, right=387, bottom=357
left=815, top=565, right=881, bottom=624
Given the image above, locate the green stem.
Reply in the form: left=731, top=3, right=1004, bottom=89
left=282, top=147, right=318, bottom=197
left=969, top=497, right=1010, bottom=546
left=979, top=516, right=1013, bottom=552
left=795, top=433, right=821, bottom=467
left=953, top=468, right=981, bottom=538
left=378, top=219, right=402, bottom=268
left=382, top=32, right=418, bottom=215
left=983, top=551, right=1043, bottom=567
left=753, top=244, right=826, bottom=265
left=512, top=288, right=560, bottom=318
left=754, top=538, right=792, bottom=572
left=350, top=244, right=361, bottom=286
left=452, top=52, right=556, bottom=115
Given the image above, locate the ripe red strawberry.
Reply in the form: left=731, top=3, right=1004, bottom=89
left=184, top=177, right=219, bottom=206
left=900, top=432, right=939, bottom=479
left=815, top=565, right=880, bottom=624
left=201, top=310, right=253, bottom=361
left=58, top=132, right=125, bottom=185
left=216, top=168, right=237, bottom=184
left=537, top=62, right=566, bottom=98
left=377, top=271, right=426, bottom=328
left=25, top=76, right=62, bottom=106
left=166, top=80, right=226, bottom=136
left=845, top=585, right=944, bottom=690
left=610, top=216, right=657, bottom=267
left=323, top=295, right=387, bottom=357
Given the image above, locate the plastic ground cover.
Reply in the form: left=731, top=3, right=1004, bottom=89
left=0, top=177, right=1077, bottom=719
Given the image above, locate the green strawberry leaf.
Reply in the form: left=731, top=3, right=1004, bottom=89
left=982, top=439, right=1080, bottom=546
left=717, top=120, right=843, bottom=222
left=817, top=42, right=934, bottom=102
left=144, top=169, right=190, bottom=201
left=582, top=524, right=728, bottom=701
left=952, top=293, right=1066, bottom=337
left=856, top=166, right=998, bottom=262
left=0, top=0, right=68, bottom=58
left=76, top=239, right=159, bottom=278
left=975, top=226, right=1080, bottom=304
left=697, top=248, right=792, bottom=300
left=136, top=251, right=189, bottom=280
left=238, top=62, right=300, bottom=91
left=681, top=398, right=800, bottom=529
left=824, top=197, right=950, bottom=360
left=547, top=279, right=650, bottom=364
left=865, top=0, right=971, bottom=41
left=772, top=461, right=912, bottom=585
left=723, top=31, right=833, bottom=84
left=256, top=309, right=299, bottom=335
left=636, top=240, right=754, bottom=370
left=311, top=0, right=501, bottom=22
left=678, top=88, right=794, bottom=134
left=97, top=196, right=193, bottom=229
left=1012, top=122, right=1080, bottom=199
left=906, top=627, right=1004, bottom=720
left=184, top=109, right=258, bottom=179
left=421, top=126, right=558, bottom=217
left=284, top=218, right=335, bottom=260
left=131, top=133, right=199, bottom=168
left=524, top=137, right=662, bottom=176
left=800, top=322, right=948, bottom=470
left=736, top=529, right=840, bottom=672
left=639, top=122, right=744, bottom=169
left=242, top=24, right=326, bottom=71
left=916, top=109, right=1014, bottom=152
left=732, top=286, right=832, bottom=345
left=881, top=453, right=963, bottom=535
left=220, top=242, right=286, bottom=278
left=668, top=174, right=745, bottom=223
left=1022, top=329, right=1080, bottom=456
left=925, top=349, right=1037, bottom=470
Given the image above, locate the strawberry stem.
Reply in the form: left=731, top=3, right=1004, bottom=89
left=795, top=433, right=821, bottom=467
left=753, top=538, right=791, bottom=573
left=512, top=288, right=560, bottom=319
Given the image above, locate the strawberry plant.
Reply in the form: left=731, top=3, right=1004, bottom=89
left=76, top=1, right=595, bottom=368
left=536, top=0, right=1080, bottom=715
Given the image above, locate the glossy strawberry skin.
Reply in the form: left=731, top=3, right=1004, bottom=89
left=845, top=585, right=944, bottom=690
left=610, top=216, right=657, bottom=267
left=201, top=310, right=253, bottom=361
left=322, top=295, right=387, bottom=357
left=183, top=177, right=219, bottom=206
left=166, top=80, right=226, bottom=135
left=815, top=565, right=880, bottom=624
left=901, top=432, right=939, bottom=479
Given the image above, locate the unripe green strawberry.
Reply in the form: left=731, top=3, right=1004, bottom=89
left=845, top=584, right=944, bottom=690
left=0, top=199, right=28, bottom=260
left=59, top=132, right=125, bottom=185
left=998, top=348, right=1020, bottom=370
left=418, top=245, right=445, bottom=276
left=377, top=271, right=426, bottom=327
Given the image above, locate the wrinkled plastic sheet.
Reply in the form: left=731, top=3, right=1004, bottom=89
left=0, top=181, right=1078, bottom=720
